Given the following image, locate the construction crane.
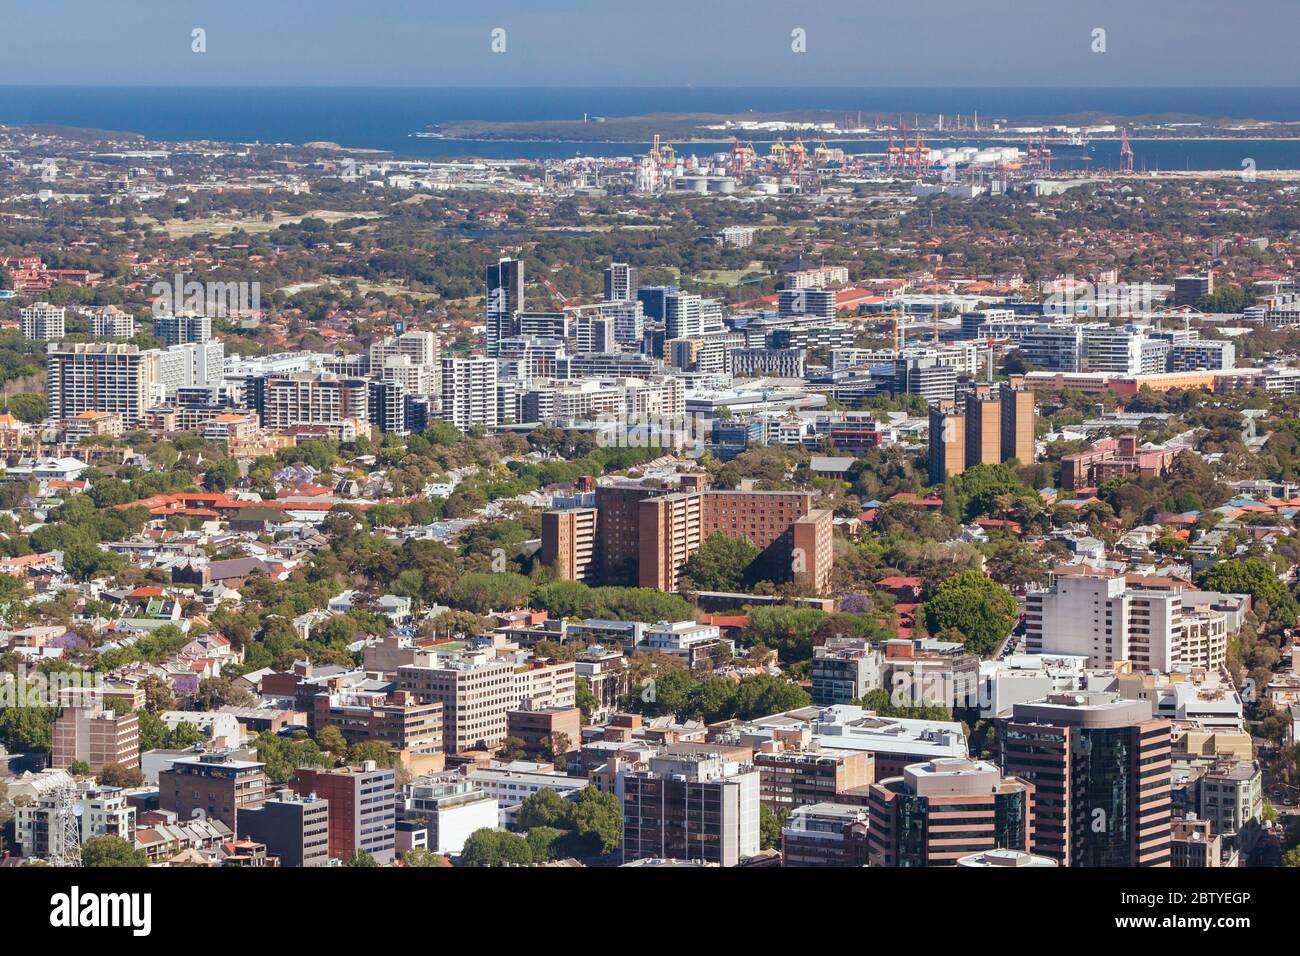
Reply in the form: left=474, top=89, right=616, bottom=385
left=533, top=272, right=567, bottom=305
left=1118, top=128, right=1134, bottom=174
left=1027, top=134, right=1052, bottom=174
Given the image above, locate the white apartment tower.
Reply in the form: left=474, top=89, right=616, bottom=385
left=47, top=342, right=156, bottom=426
left=440, top=355, right=498, bottom=433
left=20, top=303, right=65, bottom=341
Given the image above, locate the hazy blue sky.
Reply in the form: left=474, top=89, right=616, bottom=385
left=2, top=0, right=1298, bottom=87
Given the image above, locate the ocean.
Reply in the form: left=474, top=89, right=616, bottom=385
left=2, top=85, right=1299, bottom=168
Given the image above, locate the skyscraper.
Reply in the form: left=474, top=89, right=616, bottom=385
left=604, top=261, right=639, bottom=302
left=485, top=258, right=525, bottom=357
left=1002, top=692, right=1172, bottom=867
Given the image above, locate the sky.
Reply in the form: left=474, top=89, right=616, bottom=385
left=1, top=0, right=1298, bottom=88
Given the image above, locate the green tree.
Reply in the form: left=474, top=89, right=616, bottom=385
left=759, top=805, right=789, bottom=851
left=923, top=571, right=1017, bottom=657
left=81, top=835, right=147, bottom=867
left=515, top=787, right=572, bottom=831
left=346, top=850, right=379, bottom=867
left=526, top=826, right=566, bottom=862
left=567, top=786, right=622, bottom=856
left=5, top=392, right=47, bottom=424
left=460, top=828, right=533, bottom=867
left=574, top=675, right=599, bottom=722
left=402, top=847, right=447, bottom=867
left=679, top=533, right=761, bottom=592
left=202, top=458, right=241, bottom=493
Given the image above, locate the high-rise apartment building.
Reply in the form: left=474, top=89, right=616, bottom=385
left=47, top=342, right=156, bottom=426
left=867, top=758, right=1035, bottom=867
left=51, top=702, right=139, bottom=773
left=152, top=313, right=212, bottom=345
left=1025, top=565, right=1228, bottom=672
left=604, top=261, right=639, bottom=302
left=664, top=291, right=704, bottom=339
left=778, top=287, right=836, bottom=320
left=1002, top=692, right=1172, bottom=867
left=543, top=478, right=833, bottom=593
left=368, top=328, right=438, bottom=371
left=86, top=306, right=135, bottom=339
left=439, top=355, right=498, bottom=432
left=19, top=302, right=65, bottom=340
left=261, top=372, right=369, bottom=430
left=927, top=384, right=1037, bottom=483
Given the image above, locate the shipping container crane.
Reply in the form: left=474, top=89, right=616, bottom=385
left=1119, top=128, right=1134, bottom=174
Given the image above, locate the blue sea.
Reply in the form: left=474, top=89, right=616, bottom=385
left=2, top=86, right=1300, bottom=168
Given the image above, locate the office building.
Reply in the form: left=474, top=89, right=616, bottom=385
left=237, top=788, right=331, bottom=867
left=397, top=658, right=519, bottom=752
left=159, top=752, right=269, bottom=830
left=292, top=763, right=397, bottom=864
left=867, top=758, right=1035, bottom=867
left=619, top=753, right=761, bottom=867
left=310, top=690, right=444, bottom=764
left=753, top=749, right=873, bottom=812
left=1002, top=693, right=1172, bottom=867
left=485, top=258, right=525, bottom=356
left=780, top=802, right=870, bottom=867
left=812, top=639, right=883, bottom=705
left=400, top=774, right=499, bottom=854
left=1174, top=274, right=1214, bottom=308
